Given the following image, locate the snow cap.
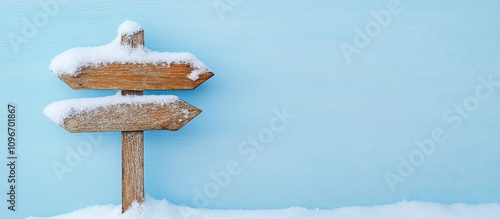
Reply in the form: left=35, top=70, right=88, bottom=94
left=118, top=20, right=143, bottom=35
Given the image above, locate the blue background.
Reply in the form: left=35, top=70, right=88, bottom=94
left=1, top=0, right=500, bottom=218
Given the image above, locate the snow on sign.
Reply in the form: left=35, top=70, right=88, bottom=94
left=43, top=20, right=214, bottom=213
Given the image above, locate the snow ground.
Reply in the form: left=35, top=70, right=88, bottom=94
left=27, top=196, right=500, bottom=219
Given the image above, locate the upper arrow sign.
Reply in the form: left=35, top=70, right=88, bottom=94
left=49, top=24, right=213, bottom=90
left=57, top=63, right=214, bottom=90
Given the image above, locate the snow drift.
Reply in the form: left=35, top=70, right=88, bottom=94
left=27, top=196, right=500, bottom=219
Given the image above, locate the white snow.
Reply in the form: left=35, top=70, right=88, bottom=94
left=27, top=196, right=500, bottom=219
left=49, top=20, right=210, bottom=81
left=43, top=92, right=179, bottom=125
left=118, top=20, right=143, bottom=35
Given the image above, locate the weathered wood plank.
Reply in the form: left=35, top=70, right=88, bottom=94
left=121, top=90, right=143, bottom=96
left=121, top=30, right=144, bottom=48
left=57, top=63, right=214, bottom=90
left=59, top=99, right=202, bottom=133
left=122, top=129, right=144, bottom=213
left=121, top=32, right=145, bottom=213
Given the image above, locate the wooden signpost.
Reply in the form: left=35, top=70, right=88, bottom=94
left=46, top=22, right=213, bottom=212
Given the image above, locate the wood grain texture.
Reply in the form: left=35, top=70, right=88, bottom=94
left=59, top=99, right=202, bottom=133
left=121, top=90, right=143, bottom=96
left=121, top=30, right=144, bottom=48
left=57, top=64, right=214, bottom=90
left=121, top=29, right=146, bottom=213
left=122, top=130, right=144, bottom=213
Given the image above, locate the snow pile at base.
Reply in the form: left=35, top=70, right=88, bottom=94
left=49, top=20, right=210, bottom=81
left=43, top=92, right=179, bottom=125
left=27, top=196, right=500, bottom=219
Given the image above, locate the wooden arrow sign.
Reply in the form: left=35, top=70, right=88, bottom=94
left=57, top=63, right=214, bottom=90
left=49, top=27, right=214, bottom=91
left=44, top=20, right=214, bottom=213
left=51, top=96, right=201, bottom=133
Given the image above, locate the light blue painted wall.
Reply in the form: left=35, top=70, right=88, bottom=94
left=1, top=0, right=500, bottom=218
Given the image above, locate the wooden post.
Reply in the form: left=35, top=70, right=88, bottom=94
left=121, top=128, right=144, bottom=212
left=121, top=29, right=145, bottom=212
left=121, top=30, right=144, bottom=48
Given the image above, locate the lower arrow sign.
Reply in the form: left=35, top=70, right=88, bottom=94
left=43, top=92, right=201, bottom=133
